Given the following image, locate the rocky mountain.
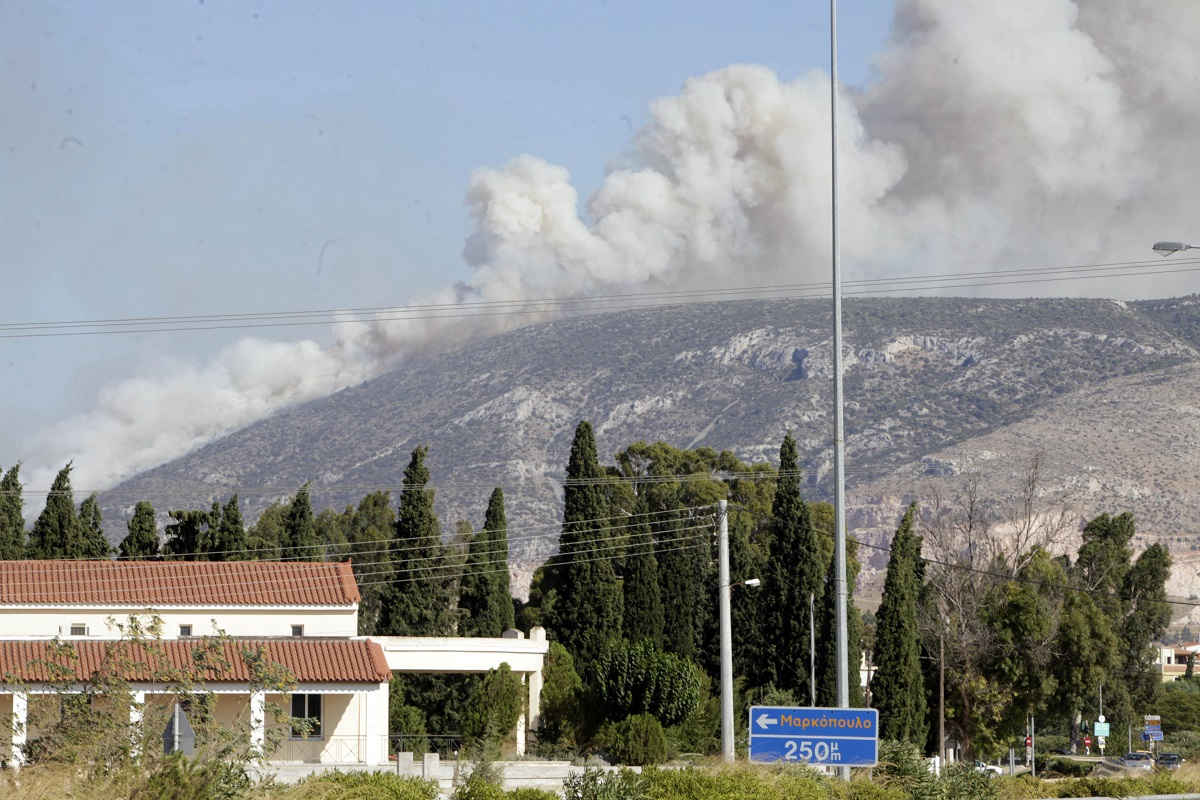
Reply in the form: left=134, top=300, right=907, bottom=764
left=99, top=295, right=1200, bottom=611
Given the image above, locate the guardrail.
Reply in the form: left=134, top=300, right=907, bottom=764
left=269, top=736, right=366, bottom=764
left=389, top=733, right=462, bottom=757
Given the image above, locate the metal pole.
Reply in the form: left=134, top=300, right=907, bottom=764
left=718, top=500, right=735, bottom=763
left=1031, top=715, right=1036, bottom=778
left=939, top=629, right=945, bottom=765
left=810, top=593, right=817, bottom=707
left=830, top=0, right=850, bottom=716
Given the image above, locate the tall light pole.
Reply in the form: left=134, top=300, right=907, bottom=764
left=830, top=0, right=851, bottom=728
left=718, top=499, right=761, bottom=762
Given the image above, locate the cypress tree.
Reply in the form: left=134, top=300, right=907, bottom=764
left=283, top=485, right=320, bottom=561
left=0, top=464, right=25, bottom=560
left=217, top=494, right=248, bottom=560
left=459, top=487, right=515, bottom=637
left=871, top=501, right=928, bottom=746
left=119, top=500, right=160, bottom=559
left=816, top=535, right=865, bottom=707
left=760, top=433, right=823, bottom=700
left=621, top=499, right=664, bottom=647
left=546, top=421, right=622, bottom=672
left=349, top=490, right=395, bottom=635
left=76, top=494, right=111, bottom=558
left=28, top=463, right=78, bottom=560
left=655, top=496, right=706, bottom=661
left=381, top=446, right=455, bottom=636
left=163, top=509, right=210, bottom=559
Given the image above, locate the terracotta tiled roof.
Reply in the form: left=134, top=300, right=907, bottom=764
left=0, top=560, right=360, bottom=607
left=0, top=637, right=391, bottom=684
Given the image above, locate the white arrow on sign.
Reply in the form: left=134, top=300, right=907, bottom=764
left=757, top=714, right=779, bottom=730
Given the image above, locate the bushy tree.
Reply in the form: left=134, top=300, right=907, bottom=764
left=462, top=662, right=524, bottom=750
left=0, top=464, right=25, bottom=559
left=871, top=502, right=928, bottom=747
left=458, top=488, right=514, bottom=637
left=75, top=494, right=111, bottom=558
left=282, top=484, right=320, bottom=561
left=119, top=500, right=160, bottom=559
left=163, top=508, right=211, bottom=559
left=28, top=464, right=78, bottom=560
left=590, top=638, right=702, bottom=727
left=347, top=490, right=396, bottom=635
left=536, top=642, right=585, bottom=748
left=621, top=507, right=664, bottom=647
left=215, top=494, right=249, bottom=560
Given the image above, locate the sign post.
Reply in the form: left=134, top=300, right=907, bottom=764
left=749, top=706, right=878, bottom=767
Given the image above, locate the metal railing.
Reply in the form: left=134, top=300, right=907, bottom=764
left=269, top=736, right=366, bottom=764
left=389, top=733, right=462, bottom=757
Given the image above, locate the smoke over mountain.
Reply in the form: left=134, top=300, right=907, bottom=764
left=22, top=0, right=1200, bottom=503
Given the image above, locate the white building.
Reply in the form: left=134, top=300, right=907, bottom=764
left=0, top=560, right=546, bottom=767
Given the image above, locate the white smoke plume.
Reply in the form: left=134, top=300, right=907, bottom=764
left=23, top=0, right=1200, bottom=502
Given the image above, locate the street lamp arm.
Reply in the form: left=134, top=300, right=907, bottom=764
left=1152, top=241, right=1197, bottom=256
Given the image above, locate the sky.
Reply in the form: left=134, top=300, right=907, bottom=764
left=4, top=0, right=1200, bottom=509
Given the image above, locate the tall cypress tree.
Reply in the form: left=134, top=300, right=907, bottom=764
left=871, top=501, right=928, bottom=746
left=119, top=500, right=160, bottom=559
left=759, top=433, right=823, bottom=700
left=28, top=463, right=78, bottom=560
left=163, top=508, right=210, bottom=560
left=381, top=446, right=455, bottom=636
left=0, top=464, right=25, bottom=560
left=283, top=485, right=320, bottom=561
left=621, top=497, right=664, bottom=647
left=217, top=494, right=249, bottom=560
left=816, top=534, right=865, bottom=707
left=546, top=421, right=622, bottom=672
left=349, top=490, right=395, bottom=635
left=458, top=487, right=515, bottom=637
left=76, top=494, right=111, bottom=558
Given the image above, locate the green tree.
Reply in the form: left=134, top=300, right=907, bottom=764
left=381, top=446, right=455, bottom=636
left=0, top=464, right=25, bottom=559
left=75, top=493, right=111, bottom=558
left=816, top=524, right=865, bottom=708
left=458, top=488, right=515, bottom=638
left=282, top=484, right=320, bottom=561
left=621, top=505, right=664, bottom=647
left=461, top=662, right=524, bottom=750
left=246, top=500, right=286, bottom=560
left=544, top=422, right=622, bottom=672
left=590, top=638, right=702, bottom=727
left=163, top=508, right=211, bottom=559
left=28, top=463, right=78, bottom=560
left=119, top=500, right=160, bottom=559
left=215, top=494, right=249, bottom=560
left=347, top=491, right=395, bottom=635
left=759, top=433, right=822, bottom=701
left=871, top=502, right=928, bottom=747
left=537, top=641, right=585, bottom=748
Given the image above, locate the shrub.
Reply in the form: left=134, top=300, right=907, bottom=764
left=134, top=753, right=250, bottom=800
left=505, top=790, right=561, bottom=800
left=562, top=767, right=647, bottom=800
left=610, top=714, right=667, bottom=767
left=299, top=769, right=440, bottom=800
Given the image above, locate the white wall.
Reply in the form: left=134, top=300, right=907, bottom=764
left=0, top=606, right=358, bottom=639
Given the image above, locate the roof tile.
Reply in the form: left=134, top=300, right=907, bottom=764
left=0, top=560, right=360, bottom=607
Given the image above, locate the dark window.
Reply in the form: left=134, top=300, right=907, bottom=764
left=69, top=624, right=87, bottom=637
left=291, top=625, right=304, bottom=637
left=179, top=624, right=193, bottom=637
left=290, top=693, right=322, bottom=739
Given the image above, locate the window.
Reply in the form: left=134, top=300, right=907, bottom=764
left=179, top=624, right=193, bottom=637
left=69, top=624, right=87, bottom=637
left=290, top=693, right=322, bottom=739
left=291, top=625, right=304, bottom=637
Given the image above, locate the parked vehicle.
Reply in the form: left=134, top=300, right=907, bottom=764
left=974, top=760, right=1002, bottom=776
left=1120, top=752, right=1153, bottom=770
left=1156, top=752, right=1183, bottom=770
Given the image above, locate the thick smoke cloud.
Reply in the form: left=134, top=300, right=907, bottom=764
left=24, top=0, right=1200, bottom=502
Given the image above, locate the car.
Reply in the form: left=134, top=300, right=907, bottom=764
left=1120, top=752, right=1154, bottom=771
left=1156, top=752, right=1184, bottom=770
left=974, top=760, right=1003, bottom=776
left=1048, top=748, right=1070, bottom=755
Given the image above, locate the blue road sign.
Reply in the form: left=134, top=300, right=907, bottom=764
left=749, top=706, right=878, bottom=766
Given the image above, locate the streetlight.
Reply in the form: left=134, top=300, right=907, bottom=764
left=1153, top=241, right=1197, bottom=256
left=718, top=500, right=762, bottom=763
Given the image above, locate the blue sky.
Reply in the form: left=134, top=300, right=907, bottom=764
left=5, top=1, right=1199, bottom=501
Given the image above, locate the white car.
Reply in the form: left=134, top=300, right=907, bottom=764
left=974, top=760, right=1003, bottom=776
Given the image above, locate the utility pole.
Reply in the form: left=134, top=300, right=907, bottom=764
left=810, top=593, right=817, bottom=707
left=718, top=500, right=735, bottom=763
left=939, top=627, right=945, bottom=765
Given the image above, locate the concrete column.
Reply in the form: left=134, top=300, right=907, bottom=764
left=516, top=674, right=527, bottom=756
left=130, top=691, right=146, bottom=758
left=528, top=627, right=545, bottom=731
left=11, top=690, right=27, bottom=767
left=421, top=751, right=439, bottom=779
left=394, top=750, right=413, bottom=775
left=249, top=691, right=266, bottom=755
left=365, top=683, right=388, bottom=766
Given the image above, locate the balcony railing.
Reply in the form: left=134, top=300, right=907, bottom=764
left=268, top=736, right=366, bottom=764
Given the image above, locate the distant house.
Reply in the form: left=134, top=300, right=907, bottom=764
left=0, top=560, right=547, bottom=766
left=1155, top=641, right=1200, bottom=682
